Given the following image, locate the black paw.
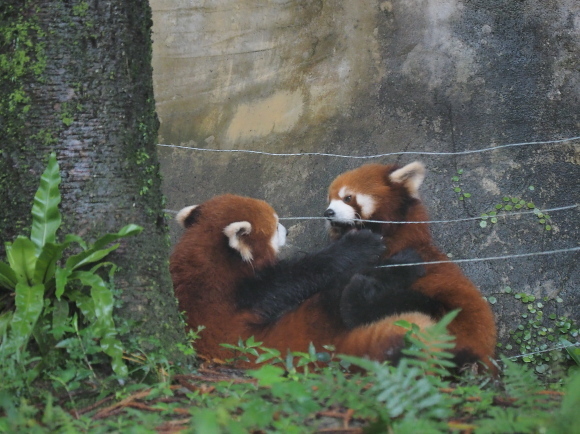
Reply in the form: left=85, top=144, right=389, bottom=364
left=340, top=272, right=444, bottom=329
left=340, top=274, right=381, bottom=328
left=338, top=229, right=385, bottom=260
left=389, top=249, right=425, bottom=268
left=375, top=248, right=426, bottom=282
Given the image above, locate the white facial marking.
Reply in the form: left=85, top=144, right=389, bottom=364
left=271, top=223, right=287, bottom=253
left=223, top=221, right=253, bottom=262
left=356, top=193, right=376, bottom=218
left=269, top=213, right=287, bottom=253
left=338, top=186, right=348, bottom=198
left=327, top=199, right=357, bottom=223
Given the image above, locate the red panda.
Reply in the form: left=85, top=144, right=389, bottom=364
left=324, top=162, right=498, bottom=371
left=170, top=194, right=436, bottom=367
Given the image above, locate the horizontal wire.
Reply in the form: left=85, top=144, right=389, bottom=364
left=508, top=341, right=580, bottom=361
left=164, top=203, right=578, bottom=223
left=279, top=204, right=578, bottom=225
left=377, top=246, right=580, bottom=268
left=157, top=135, right=580, bottom=159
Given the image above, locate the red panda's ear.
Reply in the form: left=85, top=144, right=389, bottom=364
left=176, top=205, right=200, bottom=228
left=223, top=221, right=253, bottom=262
left=389, top=161, right=426, bottom=198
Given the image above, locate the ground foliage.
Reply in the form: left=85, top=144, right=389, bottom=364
left=0, top=335, right=578, bottom=433
left=1, top=155, right=579, bottom=433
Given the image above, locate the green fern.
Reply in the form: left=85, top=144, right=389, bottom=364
left=397, top=309, right=459, bottom=377
left=500, top=357, right=544, bottom=407
left=548, top=369, right=580, bottom=432
left=476, top=406, right=550, bottom=434
left=341, top=312, right=461, bottom=421
left=339, top=356, right=457, bottom=420
left=474, top=358, right=556, bottom=433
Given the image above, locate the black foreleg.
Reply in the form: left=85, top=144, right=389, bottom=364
left=340, top=249, right=443, bottom=328
left=236, top=230, right=385, bottom=323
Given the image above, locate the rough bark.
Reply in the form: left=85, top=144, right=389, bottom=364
left=0, top=1, right=188, bottom=361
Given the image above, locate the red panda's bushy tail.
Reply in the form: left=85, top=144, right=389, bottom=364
left=336, top=312, right=437, bottom=363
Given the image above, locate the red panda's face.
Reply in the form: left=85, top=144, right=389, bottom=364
left=324, top=162, right=426, bottom=239
left=324, top=185, right=378, bottom=224
left=176, top=194, right=286, bottom=269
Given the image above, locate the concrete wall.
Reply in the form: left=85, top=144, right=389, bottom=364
left=151, top=0, right=579, bottom=358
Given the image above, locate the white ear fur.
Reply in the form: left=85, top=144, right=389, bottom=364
left=223, top=221, right=253, bottom=262
left=176, top=205, right=198, bottom=228
left=389, top=161, right=426, bottom=198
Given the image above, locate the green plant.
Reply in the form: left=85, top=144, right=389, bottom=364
left=479, top=194, right=552, bottom=231
left=397, top=309, right=459, bottom=375
left=176, top=326, right=205, bottom=358
left=219, top=335, right=264, bottom=364
left=72, top=1, right=89, bottom=17
left=341, top=311, right=460, bottom=424
left=134, top=148, right=156, bottom=197
left=548, top=369, right=580, bottom=431
left=254, top=342, right=338, bottom=378
left=450, top=168, right=472, bottom=201
left=495, top=287, right=579, bottom=375
left=0, top=153, right=142, bottom=386
left=0, top=3, right=47, bottom=141
left=1, top=308, right=577, bottom=432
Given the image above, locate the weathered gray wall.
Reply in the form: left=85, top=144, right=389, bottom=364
left=152, top=0, right=579, bottom=355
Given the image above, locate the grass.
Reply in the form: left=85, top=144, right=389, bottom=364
left=0, top=348, right=578, bottom=433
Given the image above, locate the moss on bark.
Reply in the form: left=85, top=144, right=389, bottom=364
left=0, top=0, right=190, bottom=365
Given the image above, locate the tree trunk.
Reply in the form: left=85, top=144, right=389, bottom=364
left=0, top=1, right=188, bottom=360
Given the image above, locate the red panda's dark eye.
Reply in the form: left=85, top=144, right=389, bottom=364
left=344, top=195, right=352, bottom=203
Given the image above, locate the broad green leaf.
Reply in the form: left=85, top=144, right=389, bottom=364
left=55, top=267, right=73, bottom=300
left=51, top=299, right=69, bottom=341
left=64, top=234, right=88, bottom=250
left=31, top=315, right=51, bottom=356
left=55, top=337, right=77, bottom=349
left=65, top=244, right=119, bottom=271
left=30, top=152, right=62, bottom=253
left=89, top=261, right=116, bottom=276
left=101, top=335, right=128, bottom=377
left=0, top=311, right=13, bottom=338
left=6, top=283, right=45, bottom=352
left=91, top=224, right=143, bottom=251
left=33, top=242, right=67, bottom=285
left=255, top=352, right=278, bottom=364
left=0, top=261, right=18, bottom=290
left=249, top=364, right=287, bottom=386
left=69, top=291, right=96, bottom=321
left=5, top=237, right=37, bottom=285
left=77, top=272, right=114, bottom=325
left=562, top=338, right=580, bottom=366
left=73, top=271, right=127, bottom=377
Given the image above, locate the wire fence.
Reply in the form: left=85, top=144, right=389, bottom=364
left=277, top=204, right=578, bottom=225
left=157, top=134, right=580, bottom=159
left=508, top=341, right=580, bottom=361
left=159, top=134, right=580, bottom=359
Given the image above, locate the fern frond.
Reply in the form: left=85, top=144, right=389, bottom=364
left=500, top=357, right=541, bottom=401
left=400, top=310, right=459, bottom=377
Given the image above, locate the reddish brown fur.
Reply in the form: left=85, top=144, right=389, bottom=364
left=170, top=194, right=435, bottom=366
left=327, top=164, right=498, bottom=370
